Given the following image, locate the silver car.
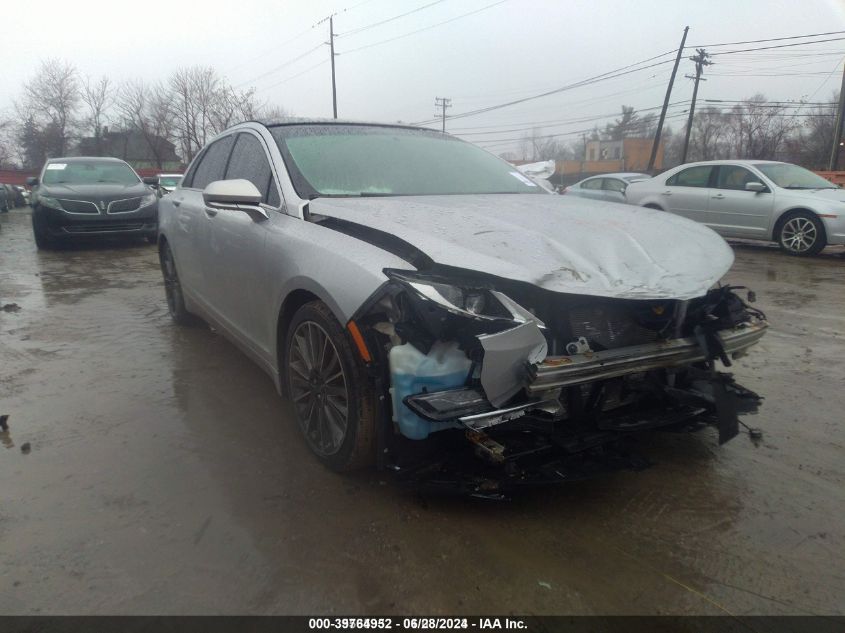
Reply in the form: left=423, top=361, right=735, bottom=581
left=625, top=160, right=845, bottom=256
left=158, top=120, right=766, bottom=493
left=564, top=172, right=651, bottom=203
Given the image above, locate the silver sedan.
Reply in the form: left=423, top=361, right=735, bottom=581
left=157, top=120, right=766, bottom=492
left=625, top=159, right=845, bottom=256
left=564, top=172, right=651, bottom=203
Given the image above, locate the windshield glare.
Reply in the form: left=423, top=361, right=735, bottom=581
left=42, top=161, right=140, bottom=186
left=754, top=163, right=837, bottom=189
left=271, top=124, right=544, bottom=197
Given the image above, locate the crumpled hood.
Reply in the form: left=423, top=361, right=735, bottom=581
left=310, top=194, right=734, bottom=300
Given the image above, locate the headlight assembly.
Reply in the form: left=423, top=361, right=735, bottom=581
left=385, top=269, right=544, bottom=327
left=38, top=196, right=63, bottom=211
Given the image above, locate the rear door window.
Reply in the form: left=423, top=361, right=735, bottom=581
left=581, top=178, right=602, bottom=190
left=190, top=135, right=236, bottom=190
left=666, top=166, right=714, bottom=188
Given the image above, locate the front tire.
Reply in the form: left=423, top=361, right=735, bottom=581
left=283, top=301, right=376, bottom=471
left=32, top=212, right=54, bottom=250
left=159, top=242, right=199, bottom=326
left=777, top=211, right=826, bottom=257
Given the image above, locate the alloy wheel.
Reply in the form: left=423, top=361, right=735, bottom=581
left=288, top=321, right=349, bottom=457
left=781, top=217, right=818, bottom=254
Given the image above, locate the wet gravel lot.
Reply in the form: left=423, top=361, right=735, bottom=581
left=1, top=206, right=844, bottom=615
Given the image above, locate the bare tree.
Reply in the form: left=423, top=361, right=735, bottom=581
left=22, top=59, right=80, bottom=156
left=789, top=92, right=838, bottom=169
left=688, top=107, right=727, bottom=161
left=724, top=94, right=799, bottom=160
left=116, top=81, right=176, bottom=169
left=81, top=76, right=113, bottom=154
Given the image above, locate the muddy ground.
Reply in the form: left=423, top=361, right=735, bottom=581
left=0, top=206, right=843, bottom=615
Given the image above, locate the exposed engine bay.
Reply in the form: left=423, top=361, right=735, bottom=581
left=348, top=266, right=767, bottom=497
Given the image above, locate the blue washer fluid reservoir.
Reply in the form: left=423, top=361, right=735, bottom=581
left=389, top=341, right=473, bottom=440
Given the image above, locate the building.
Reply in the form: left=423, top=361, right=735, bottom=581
left=583, top=138, right=663, bottom=172
left=75, top=128, right=182, bottom=171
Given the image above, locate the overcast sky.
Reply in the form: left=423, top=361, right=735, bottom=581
left=4, top=0, right=845, bottom=155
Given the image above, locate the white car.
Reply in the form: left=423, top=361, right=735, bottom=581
left=625, top=160, right=845, bottom=256
left=564, top=172, right=651, bottom=203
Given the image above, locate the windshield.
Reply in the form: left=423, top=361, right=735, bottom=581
left=270, top=124, right=544, bottom=197
left=754, top=163, right=838, bottom=189
left=159, top=176, right=181, bottom=187
left=42, top=160, right=140, bottom=186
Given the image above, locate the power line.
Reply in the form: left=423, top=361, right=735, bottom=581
left=708, top=37, right=845, bottom=56
left=413, top=57, right=677, bottom=125
left=339, top=0, right=510, bottom=55
left=338, top=0, right=450, bottom=36
left=687, top=29, right=845, bottom=49
left=451, top=101, right=691, bottom=136
left=233, top=42, right=325, bottom=89
left=255, top=59, right=330, bottom=93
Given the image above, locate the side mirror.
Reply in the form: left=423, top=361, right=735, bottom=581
left=203, top=179, right=267, bottom=219
left=26, top=177, right=39, bottom=186
left=142, top=176, right=159, bottom=186
left=745, top=181, right=766, bottom=193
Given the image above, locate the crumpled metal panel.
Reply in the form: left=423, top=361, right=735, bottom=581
left=477, top=321, right=548, bottom=407
left=309, top=194, right=734, bottom=301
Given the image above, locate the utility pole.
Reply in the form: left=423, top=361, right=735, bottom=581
left=647, top=26, right=689, bottom=173
left=329, top=16, right=338, bottom=119
left=434, top=97, right=451, bottom=132
left=828, top=62, right=845, bottom=170
left=680, top=48, right=711, bottom=164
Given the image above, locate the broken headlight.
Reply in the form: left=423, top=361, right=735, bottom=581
left=385, top=269, right=544, bottom=326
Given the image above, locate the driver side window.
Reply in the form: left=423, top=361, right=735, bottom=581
left=716, top=165, right=759, bottom=191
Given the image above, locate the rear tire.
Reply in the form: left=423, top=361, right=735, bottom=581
left=283, top=301, right=376, bottom=471
left=159, top=242, right=200, bottom=326
left=777, top=211, right=826, bottom=257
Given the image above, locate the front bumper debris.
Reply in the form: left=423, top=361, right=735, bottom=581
left=527, top=321, right=767, bottom=394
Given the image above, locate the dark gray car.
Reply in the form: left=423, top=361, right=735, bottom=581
left=29, top=157, right=158, bottom=249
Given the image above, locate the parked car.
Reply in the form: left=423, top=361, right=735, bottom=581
left=0, top=184, right=10, bottom=212
left=28, top=157, right=159, bottom=249
left=158, top=120, right=767, bottom=494
left=14, top=185, right=29, bottom=206
left=625, top=160, right=845, bottom=256
left=564, top=172, right=651, bottom=203
left=2, top=184, right=17, bottom=210
left=156, top=173, right=182, bottom=195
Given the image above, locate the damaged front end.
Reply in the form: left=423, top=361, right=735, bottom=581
left=351, top=268, right=767, bottom=496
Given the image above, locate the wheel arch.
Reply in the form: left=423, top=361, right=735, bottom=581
left=771, top=207, right=823, bottom=241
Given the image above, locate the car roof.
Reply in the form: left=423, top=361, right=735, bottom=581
left=157, top=173, right=182, bottom=177
left=45, top=156, right=129, bottom=164
left=580, top=172, right=649, bottom=180
left=253, top=117, right=439, bottom=133
left=673, top=159, right=785, bottom=168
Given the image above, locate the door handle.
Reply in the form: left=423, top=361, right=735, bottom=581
left=711, top=194, right=725, bottom=199
left=172, top=198, right=182, bottom=207
left=661, top=190, right=673, bottom=196
left=204, top=207, right=218, bottom=218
